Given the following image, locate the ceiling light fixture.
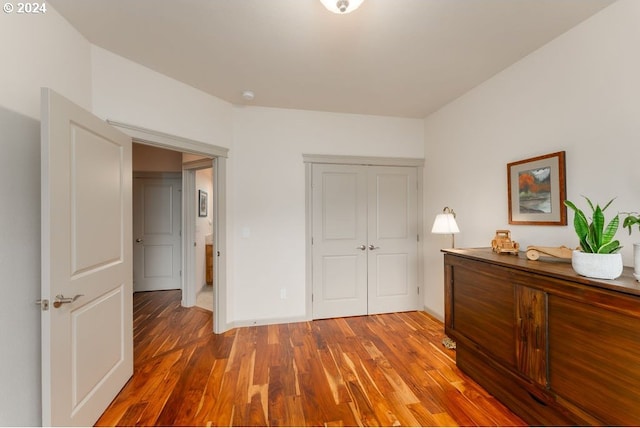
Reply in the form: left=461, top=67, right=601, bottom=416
left=241, top=90, right=255, bottom=101
left=319, top=0, right=365, bottom=14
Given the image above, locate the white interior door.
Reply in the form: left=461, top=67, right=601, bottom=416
left=312, top=164, right=418, bottom=319
left=40, top=88, right=133, bottom=426
left=133, top=177, right=182, bottom=292
left=312, top=164, right=368, bottom=319
left=367, top=167, right=418, bottom=314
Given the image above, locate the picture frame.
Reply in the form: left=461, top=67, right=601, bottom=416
left=507, top=151, right=567, bottom=225
left=198, top=190, right=208, bottom=217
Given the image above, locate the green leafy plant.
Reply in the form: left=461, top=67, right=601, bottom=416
left=564, top=196, right=621, bottom=254
left=621, top=212, right=640, bottom=235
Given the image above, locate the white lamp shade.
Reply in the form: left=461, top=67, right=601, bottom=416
left=319, top=0, right=365, bottom=14
left=431, top=213, right=460, bottom=234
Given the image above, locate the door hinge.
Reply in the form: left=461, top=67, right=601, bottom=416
left=311, top=237, right=314, bottom=245
left=180, top=270, right=182, bottom=277
left=417, top=234, right=420, bottom=242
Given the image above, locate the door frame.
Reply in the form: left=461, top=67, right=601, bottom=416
left=303, top=154, right=425, bottom=320
left=181, top=159, right=217, bottom=310
left=109, top=120, right=229, bottom=333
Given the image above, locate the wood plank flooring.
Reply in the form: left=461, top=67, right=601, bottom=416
left=96, top=290, right=526, bottom=426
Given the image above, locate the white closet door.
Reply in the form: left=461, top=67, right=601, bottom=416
left=367, top=167, right=419, bottom=314
left=312, top=163, right=419, bottom=319
left=312, top=164, right=368, bottom=319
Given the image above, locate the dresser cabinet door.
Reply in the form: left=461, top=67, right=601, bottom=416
left=452, top=261, right=516, bottom=368
left=549, top=295, right=640, bottom=425
left=515, top=285, right=548, bottom=387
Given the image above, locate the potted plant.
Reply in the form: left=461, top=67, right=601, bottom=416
left=621, top=211, right=640, bottom=281
left=564, top=197, right=623, bottom=279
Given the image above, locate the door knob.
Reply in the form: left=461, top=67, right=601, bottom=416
left=356, top=245, right=366, bottom=251
left=53, top=294, right=84, bottom=308
left=136, top=238, right=143, bottom=243
left=368, top=244, right=380, bottom=250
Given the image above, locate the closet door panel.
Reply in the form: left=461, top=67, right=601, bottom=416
left=312, top=164, right=419, bottom=318
left=367, top=167, right=419, bottom=314
left=312, top=164, right=368, bottom=319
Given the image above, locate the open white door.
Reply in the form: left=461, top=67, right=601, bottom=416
left=40, top=88, right=133, bottom=426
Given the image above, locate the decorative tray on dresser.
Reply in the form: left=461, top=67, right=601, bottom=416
left=442, top=248, right=640, bottom=426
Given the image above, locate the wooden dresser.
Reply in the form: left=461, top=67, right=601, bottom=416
left=443, top=248, right=640, bottom=426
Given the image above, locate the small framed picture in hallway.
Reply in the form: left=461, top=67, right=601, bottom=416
left=199, top=190, right=208, bottom=217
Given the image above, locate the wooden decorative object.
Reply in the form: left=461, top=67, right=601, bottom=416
left=491, top=230, right=519, bottom=255
left=525, top=245, right=573, bottom=261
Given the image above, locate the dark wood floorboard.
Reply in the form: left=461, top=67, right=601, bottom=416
left=96, top=290, right=526, bottom=427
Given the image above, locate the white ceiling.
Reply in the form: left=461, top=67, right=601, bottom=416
left=49, top=0, right=615, bottom=118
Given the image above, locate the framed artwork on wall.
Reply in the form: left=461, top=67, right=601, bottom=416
left=507, top=151, right=567, bottom=225
left=199, top=190, right=208, bottom=217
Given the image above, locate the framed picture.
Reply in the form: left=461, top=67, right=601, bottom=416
left=198, top=190, right=208, bottom=217
left=507, top=151, right=567, bottom=225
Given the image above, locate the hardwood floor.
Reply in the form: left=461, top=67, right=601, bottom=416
left=96, top=290, right=526, bottom=427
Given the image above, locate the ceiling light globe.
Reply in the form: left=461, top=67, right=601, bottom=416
left=320, top=0, right=365, bottom=14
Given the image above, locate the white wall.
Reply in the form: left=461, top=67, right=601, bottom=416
left=0, top=7, right=92, bottom=426
left=232, top=106, right=424, bottom=323
left=90, top=46, right=233, bottom=146
left=90, top=46, right=425, bottom=326
left=423, top=0, right=640, bottom=319
left=0, top=10, right=92, bottom=119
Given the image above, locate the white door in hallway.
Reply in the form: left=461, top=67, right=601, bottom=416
left=133, top=177, right=182, bottom=292
left=312, top=164, right=418, bottom=319
left=41, top=88, right=133, bottom=426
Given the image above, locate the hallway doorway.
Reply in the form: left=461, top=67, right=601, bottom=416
left=112, top=120, right=228, bottom=333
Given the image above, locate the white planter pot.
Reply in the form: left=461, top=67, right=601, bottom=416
left=634, top=243, right=640, bottom=282
left=571, top=250, right=623, bottom=280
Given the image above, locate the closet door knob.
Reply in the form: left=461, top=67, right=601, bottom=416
left=368, top=244, right=380, bottom=250
left=356, top=245, right=366, bottom=251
